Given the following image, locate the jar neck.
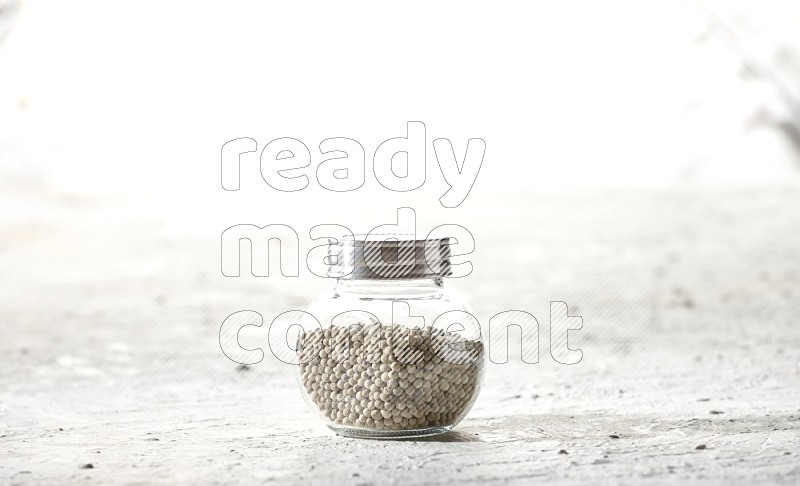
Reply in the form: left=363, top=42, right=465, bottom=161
left=334, top=277, right=445, bottom=298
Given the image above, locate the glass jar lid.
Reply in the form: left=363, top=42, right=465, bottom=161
left=327, top=234, right=452, bottom=280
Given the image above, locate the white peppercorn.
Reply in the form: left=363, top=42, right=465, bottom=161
left=298, top=322, right=483, bottom=431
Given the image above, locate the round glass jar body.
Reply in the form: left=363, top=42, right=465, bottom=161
left=296, top=277, right=484, bottom=439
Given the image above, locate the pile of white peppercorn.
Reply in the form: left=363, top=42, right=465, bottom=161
left=298, top=321, right=483, bottom=431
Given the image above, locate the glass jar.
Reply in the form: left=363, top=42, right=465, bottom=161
left=296, top=235, right=484, bottom=439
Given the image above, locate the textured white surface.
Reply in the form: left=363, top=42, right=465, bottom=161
left=1, top=188, right=798, bottom=484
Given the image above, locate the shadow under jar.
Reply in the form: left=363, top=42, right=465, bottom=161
left=296, top=235, right=484, bottom=439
